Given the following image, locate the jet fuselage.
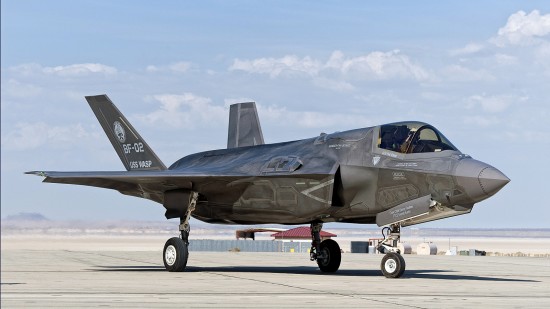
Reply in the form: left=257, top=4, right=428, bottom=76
left=168, top=123, right=508, bottom=226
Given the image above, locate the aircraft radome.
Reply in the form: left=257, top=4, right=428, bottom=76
left=28, top=95, right=510, bottom=278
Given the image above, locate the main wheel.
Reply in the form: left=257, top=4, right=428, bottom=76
left=317, top=239, right=341, bottom=273
left=163, top=237, right=188, bottom=272
left=380, top=252, right=406, bottom=278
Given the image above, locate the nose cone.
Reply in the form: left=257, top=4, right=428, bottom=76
left=478, top=166, right=510, bottom=196
left=455, top=159, right=510, bottom=203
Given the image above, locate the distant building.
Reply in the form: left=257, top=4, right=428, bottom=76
left=235, top=228, right=285, bottom=240
left=270, top=226, right=337, bottom=253
left=270, top=226, right=337, bottom=241
left=235, top=226, right=337, bottom=253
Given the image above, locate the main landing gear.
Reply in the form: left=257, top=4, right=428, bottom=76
left=310, top=222, right=341, bottom=272
left=308, top=222, right=405, bottom=278
left=163, top=192, right=198, bottom=272
left=377, top=224, right=406, bottom=278
left=160, top=195, right=404, bottom=278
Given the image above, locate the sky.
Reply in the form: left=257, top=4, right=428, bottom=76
left=2, top=1, right=550, bottom=228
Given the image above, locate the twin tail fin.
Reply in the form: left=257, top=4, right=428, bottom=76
left=227, top=102, right=265, bottom=148
left=86, top=95, right=166, bottom=171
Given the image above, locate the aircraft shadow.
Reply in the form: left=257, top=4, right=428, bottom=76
left=90, top=265, right=538, bottom=282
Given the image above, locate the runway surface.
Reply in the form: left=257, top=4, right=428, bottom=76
left=2, top=238, right=550, bottom=308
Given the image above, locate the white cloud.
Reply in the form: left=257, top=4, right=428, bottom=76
left=1, top=122, right=99, bottom=151
left=145, top=65, right=159, bottom=72
left=8, top=63, right=117, bottom=76
left=449, top=43, right=485, bottom=56
left=290, top=111, right=371, bottom=129
left=312, top=77, right=355, bottom=92
left=441, top=64, right=495, bottom=82
left=2, top=79, right=43, bottom=98
left=138, top=93, right=226, bottom=128
left=229, top=50, right=429, bottom=81
left=42, top=63, right=117, bottom=76
left=353, top=92, right=408, bottom=106
left=494, top=53, right=518, bottom=65
left=255, top=104, right=371, bottom=129
left=332, top=50, right=430, bottom=81
left=465, top=94, right=527, bottom=113
left=534, top=41, right=550, bottom=74
left=504, top=129, right=549, bottom=143
left=493, top=10, right=550, bottom=47
left=7, top=63, right=43, bottom=76
left=464, top=115, right=500, bottom=127
left=138, top=93, right=372, bottom=131
left=420, top=91, right=446, bottom=102
left=229, top=55, right=321, bottom=78
left=146, top=61, right=192, bottom=73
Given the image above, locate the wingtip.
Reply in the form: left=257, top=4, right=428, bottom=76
left=25, top=171, right=47, bottom=177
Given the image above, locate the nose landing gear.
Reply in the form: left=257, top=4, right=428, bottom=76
left=377, top=224, right=406, bottom=278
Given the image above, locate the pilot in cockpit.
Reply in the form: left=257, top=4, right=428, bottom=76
left=378, top=122, right=457, bottom=154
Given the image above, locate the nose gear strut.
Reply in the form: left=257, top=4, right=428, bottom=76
left=378, top=224, right=401, bottom=254
left=377, top=224, right=406, bottom=278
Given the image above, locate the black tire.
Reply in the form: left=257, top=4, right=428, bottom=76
left=380, top=252, right=406, bottom=278
left=163, top=237, right=188, bottom=272
left=317, top=239, right=341, bottom=273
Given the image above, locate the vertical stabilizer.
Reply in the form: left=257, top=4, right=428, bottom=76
left=86, top=95, right=167, bottom=171
left=227, top=102, right=265, bottom=148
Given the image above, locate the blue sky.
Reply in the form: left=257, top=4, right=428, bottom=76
left=2, top=1, right=550, bottom=228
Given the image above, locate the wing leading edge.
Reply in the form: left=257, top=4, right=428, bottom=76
left=26, top=169, right=260, bottom=204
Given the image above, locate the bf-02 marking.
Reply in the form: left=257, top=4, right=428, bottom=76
left=122, top=142, right=145, bottom=154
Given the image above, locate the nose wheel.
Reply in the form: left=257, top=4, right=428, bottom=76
left=381, top=252, right=406, bottom=278
left=377, top=224, right=406, bottom=278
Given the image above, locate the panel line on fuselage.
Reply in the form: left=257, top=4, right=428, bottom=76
left=300, top=179, right=335, bottom=204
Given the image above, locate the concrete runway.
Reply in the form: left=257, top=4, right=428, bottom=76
left=2, top=239, right=550, bottom=308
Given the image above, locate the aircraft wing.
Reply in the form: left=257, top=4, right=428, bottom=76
left=26, top=168, right=336, bottom=205
left=26, top=170, right=241, bottom=204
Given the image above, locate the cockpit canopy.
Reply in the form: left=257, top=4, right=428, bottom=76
left=377, top=122, right=458, bottom=154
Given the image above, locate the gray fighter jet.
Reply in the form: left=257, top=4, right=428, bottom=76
left=27, top=95, right=509, bottom=278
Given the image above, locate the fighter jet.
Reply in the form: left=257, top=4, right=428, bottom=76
left=27, top=95, right=509, bottom=278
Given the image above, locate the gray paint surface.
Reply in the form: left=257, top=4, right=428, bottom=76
left=227, top=102, right=265, bottom=148
left=27, top=95, right=510, bottom=227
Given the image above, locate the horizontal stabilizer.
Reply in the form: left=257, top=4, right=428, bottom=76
left=227, top=102, right=264, bottom=148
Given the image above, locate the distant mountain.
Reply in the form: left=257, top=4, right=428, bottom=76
left=4, top=212, right=50, bottom=221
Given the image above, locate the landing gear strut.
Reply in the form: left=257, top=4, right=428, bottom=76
left=377, top=224, right=406, bottom=278
left=310, top=222, right=341, bottom=272
left=163, top=192, right=198, bottom=272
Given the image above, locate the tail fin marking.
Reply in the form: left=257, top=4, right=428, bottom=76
left=86, top=95, right=167, bottom=171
